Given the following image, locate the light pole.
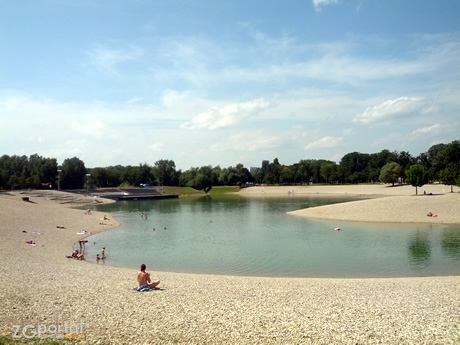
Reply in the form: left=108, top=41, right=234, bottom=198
left=86, top=174, right=91, bottom=195
left=57, top=170, right=62, bottom=191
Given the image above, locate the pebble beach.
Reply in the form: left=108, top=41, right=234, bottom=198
left=0, top=186, right=459, bottom=345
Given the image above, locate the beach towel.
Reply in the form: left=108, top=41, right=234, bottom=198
left=25, top=242, right=43, bottom=247
left=133, top=285, right=152, bottom=292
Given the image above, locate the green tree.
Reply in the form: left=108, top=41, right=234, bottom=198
left=397, top=151, right=414, bottom=182
left=320, top=162, right=337, bottom=184
left=340, top=152, right=370, bottom=183
left=367, top=150, right=398, bottom=183
left=153, top=159, right=178, bottom=186
left=105, top=165, right=124, bottom=187
left=188, top=166, right=213, bottom=193
left=439, top=163, right=459, bottom=193
left=61, top=157, right=87, bottom=189
left=379, top=162, right=402, bottom=186
left=89, top=167, right=108, bottom=188
left=406, top=164, right=429, bottom=195
left=295, top=160, right=313, bottom=184
left=279, top=166, right=294, bottom=184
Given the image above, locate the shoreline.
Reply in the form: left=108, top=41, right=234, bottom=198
left=1, top=188, right=459, bottom=344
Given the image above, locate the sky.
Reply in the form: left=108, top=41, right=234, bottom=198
left=1, top=0, right=459, bottom=170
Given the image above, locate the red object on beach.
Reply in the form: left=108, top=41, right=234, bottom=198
left=25, top=242, right=43, bottom=247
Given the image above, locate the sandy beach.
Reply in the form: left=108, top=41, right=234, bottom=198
left=0, top=186, right=459, bottom=344
left=239, top=184, right=460, bottom=224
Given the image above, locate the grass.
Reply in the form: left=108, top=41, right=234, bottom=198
left=208, top=186, right=240, bottom=194
left=161, top=186, right=240, bottom=196
left=161, top=186, right=205, bottom=196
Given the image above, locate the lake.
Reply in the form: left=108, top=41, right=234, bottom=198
left=85, top=195, right=460, bottom=278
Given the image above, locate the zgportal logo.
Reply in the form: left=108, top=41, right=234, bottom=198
left=12, top=320, right=84, bottom=339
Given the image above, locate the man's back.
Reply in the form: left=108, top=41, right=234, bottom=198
left=137, top=270, right=150, bottom=286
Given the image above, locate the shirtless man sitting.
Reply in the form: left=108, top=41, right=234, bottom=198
left=137, top=264, right=160, bottom=289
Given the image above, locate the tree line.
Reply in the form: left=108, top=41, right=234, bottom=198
left=1, top=139, right=459, bottom=192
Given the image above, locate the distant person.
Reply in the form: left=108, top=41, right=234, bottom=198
left=137, top=264, right=160, bottom=289
left=101, top=247, right=105, bottom=258
left=71, top=249, right=83, bottom=260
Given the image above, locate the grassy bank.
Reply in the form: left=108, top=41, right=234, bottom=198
left=161, top=186, right=239, bottom=197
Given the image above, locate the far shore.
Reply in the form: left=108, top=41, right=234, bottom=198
left=0, top=187, right=459, bottom=344
left=239, top=184, right=460, bottom=224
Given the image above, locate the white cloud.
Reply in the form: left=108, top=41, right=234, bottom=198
left=211, top=130, right=283, bottom=153
left=305, top=136, right=343, bottom=150
left=86, top=45, right=143, bottom=74
left=72, top=120, right=106, bottom=138
left=312, top=0, right=339, bottom=11
left=181, top=98, right=270, bottom=130
left=353, top=97, right=431, bottom=124
left=127, top=97, right=144, bottom=104
left=148, top=143, right=164, bottom=152
left=161, top=89, right=193, bottom=108
left=410, top=124, right=442, bottom=136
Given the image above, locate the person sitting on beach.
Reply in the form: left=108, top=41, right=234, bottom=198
left=137, top=264, right=160, bottom=289
left=71, top=249, right=84, bottom=260
left=427, top=212, right=433, bottom=217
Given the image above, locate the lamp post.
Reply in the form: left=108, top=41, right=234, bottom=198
left=86, top=174, right=91, bottom=195
left=57, top=170, right=62, bottom=191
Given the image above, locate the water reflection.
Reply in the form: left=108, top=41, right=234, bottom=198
left=441, top=226, right=460, bottom=260
left=407, top=231, right=432, bottom=269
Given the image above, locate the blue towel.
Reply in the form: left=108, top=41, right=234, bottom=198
left=133, top=285, right=152, bottom=292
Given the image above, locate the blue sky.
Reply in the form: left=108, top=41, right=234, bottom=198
left=1, top=0, right=459, bottom=170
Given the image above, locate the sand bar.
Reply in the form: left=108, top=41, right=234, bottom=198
left=0, top=188, right=459, bottom=344
left=240, top=184, right=460, bottom=224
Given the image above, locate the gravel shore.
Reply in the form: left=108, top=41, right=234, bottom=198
left=0, top=188, right=459, bottom=344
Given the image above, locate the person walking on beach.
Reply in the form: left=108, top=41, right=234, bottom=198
left=137, top=264, right=160, bottom=289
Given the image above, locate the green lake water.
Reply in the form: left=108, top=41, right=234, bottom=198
left=84, top=195, right=460, bottom=278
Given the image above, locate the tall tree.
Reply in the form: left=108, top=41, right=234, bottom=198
left=60, top=157, right=87, bottom=189
left=397, top=151, right=414, bottom=182
left=379, top=162, right=401, bottom=186
left=340, top=152, right=370, bottom=183
left=188, top=166, right=213, bottom=193
left=406, top=164, right=429, bottom=195
left=439, top=163, right=459, bottom=193
left=320, top=162, right=337, bottom=184
left=153, top=159, right=177, bottom=186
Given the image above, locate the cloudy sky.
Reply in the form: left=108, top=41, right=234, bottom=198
left=1, top=0, right=459, bottom=170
